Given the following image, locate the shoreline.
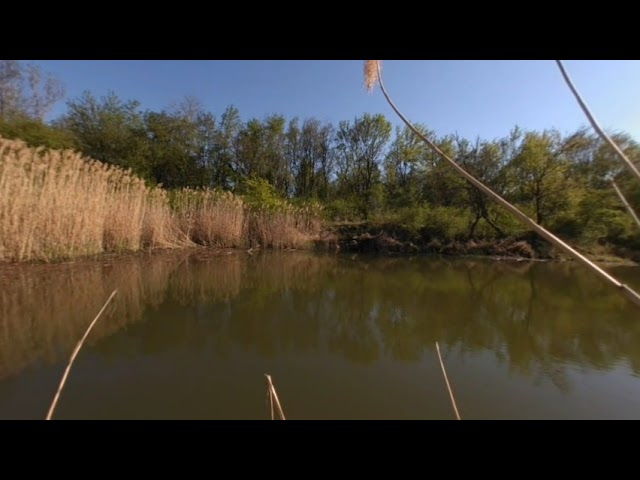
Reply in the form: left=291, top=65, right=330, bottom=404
left=2, top=221, right=638, bottom=268
left=0, top=243, right=637, bottom=269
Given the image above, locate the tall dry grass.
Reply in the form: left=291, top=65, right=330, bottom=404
left=171, top=188, right=246, bottom=248
left=0, top=137, right=185, bottom=261
left=142, top=188, right=192, bottom=249
left=172, top=189, right=324, bottom=250
left=248, top=203, right=325, bottom=249
left=0, top=137, right=324, bottom=262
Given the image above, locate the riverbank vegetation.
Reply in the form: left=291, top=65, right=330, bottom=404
left=1, top=60, right=639, bottom=262
left=0, top=137, right=323, bottom=262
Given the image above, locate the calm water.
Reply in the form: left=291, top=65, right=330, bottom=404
left=1, top=250, right=639, bottom=419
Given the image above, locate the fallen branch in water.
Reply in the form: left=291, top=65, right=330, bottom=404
left=46, top=289, right=118, bottom=420
left=435, top=342, right=461, bottom=420
left=265, top=374, right=286, bottom=420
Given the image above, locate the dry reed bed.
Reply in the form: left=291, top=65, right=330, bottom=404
left=247, top=204, right=323, bottom=249
left=0, top=137, right=324, bottom=262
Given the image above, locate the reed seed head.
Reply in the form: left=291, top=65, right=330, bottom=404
left=364, top=60, right=381, bottom=93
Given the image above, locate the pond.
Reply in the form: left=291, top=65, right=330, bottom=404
left=1, top=250, right=639, bottom=419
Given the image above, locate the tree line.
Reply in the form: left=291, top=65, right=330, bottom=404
left=2, top=60, right=640, bottom=249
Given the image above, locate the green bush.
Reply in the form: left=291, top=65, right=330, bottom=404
left=325, top=198, right=362, bottom=222
left=373, top=205, right=471, bottom=240
left=421, top=206, right=471, bottom=240
left=0, top=117, right=76, bottom=151
left=236, top=177, right=284, bottom=210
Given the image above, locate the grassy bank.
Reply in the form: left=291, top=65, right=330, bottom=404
left=0, top=137, right=323, bottom=262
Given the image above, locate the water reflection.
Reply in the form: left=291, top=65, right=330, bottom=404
left=1, top=251, right=639, bottom=392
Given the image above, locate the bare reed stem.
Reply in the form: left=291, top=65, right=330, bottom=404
left=268, top=388, right=274, bottom=420
left=46, top=289, right=118, bottom=420
left=435, top=342, right=461, bottom=420
left=555, top=60, right=640, bottom=183
left=612, top=181, right=640, bottom=231
left=265, top=374, right=286, bottom=420
left=371, top=60, right=640, bottom=309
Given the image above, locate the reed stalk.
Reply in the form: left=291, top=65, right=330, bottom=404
left=366, top=60, right=640, bottom=309
left=556, top=60, right=640, bottom=233
left=555, top=60, right=640, bottom=183
left=435, top=342, right=461, bottom=420
left=264, top=374, right=286, bottom=420
left=45, top=289, right=118, bottom=420
left=612, top=181, right=640, bottom=231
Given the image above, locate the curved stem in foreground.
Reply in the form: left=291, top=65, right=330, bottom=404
left=373, top=61, right=640, bottom=309
left=555, top=60, right=640, bottom=183
left=436, top=342, right=461, bottom=420
left=46, top=290, right=118, bottom=420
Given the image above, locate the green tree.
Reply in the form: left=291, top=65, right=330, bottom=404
left=0, top=117, right=76, bottom=150
left=421, top=134, right=466, bottom=207
left=384, top=125, right=428, bottom=209
left=262, top=114, right=289, bottom=195
left=212, top=105, right=242, bottom=189
left=145, top=110, right=215, bottom=188
left=237, top=176, right=284, bottom=209
left=506, top=130, right=572, bottom=225
left=61, top=91, right=151, bottom=179
left=233, top=118, right=264, bottom=180
left=232, top=114, right=291, bottom=196
left=335, top=113, right=392, bottom=218
left=455, top=136, right=507, bottom=238
left=288, top=117, right=334, bottom=200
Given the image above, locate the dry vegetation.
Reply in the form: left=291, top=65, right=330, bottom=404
left=248, top=204, right=324, bottom=250
left=0, top=137, right=324, bottom=262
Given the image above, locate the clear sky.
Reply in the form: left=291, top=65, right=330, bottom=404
left=31, top=60, right=640, bottom=142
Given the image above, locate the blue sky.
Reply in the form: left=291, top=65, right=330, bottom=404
left=32, top=60, right=640, bottom=141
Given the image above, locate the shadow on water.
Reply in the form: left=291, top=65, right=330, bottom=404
left=1, top=251, right=640, bottom=418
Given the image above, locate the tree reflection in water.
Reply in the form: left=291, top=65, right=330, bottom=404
left=1, top=251, right=639, bottom=392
